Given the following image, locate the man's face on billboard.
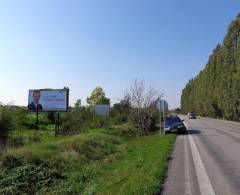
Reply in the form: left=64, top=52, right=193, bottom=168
left=33, top=91, right=41, bottom=104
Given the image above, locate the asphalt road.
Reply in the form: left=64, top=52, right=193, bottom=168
left=162, top=116, right=240, bottom=195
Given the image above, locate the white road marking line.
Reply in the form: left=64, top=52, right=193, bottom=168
left=184, top=135, right=192, bottom=195
left=188, top=135, right=215, bottom=195
left=183, top=120, right=216, bottom=195
left=188, top=132, right=216, bottom=195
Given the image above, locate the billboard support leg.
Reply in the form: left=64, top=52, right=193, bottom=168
left=55, top=112, right=60, bottom=137
left=58, top=112, right=60, bottom=134
left=36, top=110, right=39, bottom=130
left=55, top=113, right=57, bottom=137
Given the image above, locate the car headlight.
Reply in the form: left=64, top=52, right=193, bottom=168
left=164, top=127, right=171, bottom=130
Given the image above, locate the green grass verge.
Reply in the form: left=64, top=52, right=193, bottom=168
left=8, top=125, right=58, bottom=145
left=0, top=126, right=176, bottom=195
left=94, top=134, right=176, bottom=195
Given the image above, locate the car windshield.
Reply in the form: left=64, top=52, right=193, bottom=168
left=165, top=117, right=182, bottom=126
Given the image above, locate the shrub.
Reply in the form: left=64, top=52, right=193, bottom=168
left=47, top=111, right=56, bottom=124
left=106, top=124, right=138, bottom=138
left=7, top=137, right=24, bottom=148
left=60, top=111, right=88, bottom=136
left=111, top=100, right=131, bottom=125
left=59, top=106, right=112, bottom=136
left=0, top=162, right=65, bottom=195
left=1, top=155, right=23, bottom=169
left=90, top=116, right=111, bottom=129
left=123, top=79, right=161, bottom=135
left=29, top=133, right=41, bottom=143
left=0, top=108, right=13, bottom=140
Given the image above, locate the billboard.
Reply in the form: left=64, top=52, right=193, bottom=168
left=95, top=105, right=110, bottom=116
left=28, top=89, right=69, bottom=112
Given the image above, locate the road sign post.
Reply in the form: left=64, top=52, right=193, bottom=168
left=157, top=99, right=168, bottom=135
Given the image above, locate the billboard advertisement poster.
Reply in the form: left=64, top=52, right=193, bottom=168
left=28, top=89, right=69, bottom=112
left=95, top=105, right=110, bottom=116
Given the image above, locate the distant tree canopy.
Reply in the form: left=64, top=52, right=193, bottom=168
left=181, top=14, right=240, bottom=121
left=87, top=87, right=110, bottom=106
left=74, top=99, right=82, bottom=109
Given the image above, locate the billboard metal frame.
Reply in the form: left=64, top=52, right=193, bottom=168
left=28, top=88, right=69, bottom=132
left=28, top=88, right=69, bottom=112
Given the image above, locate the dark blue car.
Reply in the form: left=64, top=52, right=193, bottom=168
left=164, top=116, right=187, bottom=134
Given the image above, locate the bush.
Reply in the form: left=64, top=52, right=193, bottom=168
left=47, top=112, right=56, bottom=124
left=106, top=124, right=138, bottom=138
left=111, top=100, right=131, bottom=125
left=0, top=107, right=42, bottom=132
left=7, top=137, right=24, bottom=148
left=29, top=133, right=41, bottom=143
left=0, top=156, right=66, bottom=195
left=0, top=108, right=13, bottom=140
left=60, top=113, right=86, bottom=136
left=2, top=155, right=23, bottom=169
left=90, top=116, right=111, bottom=129
left=59, top=106, right=112, bottom=136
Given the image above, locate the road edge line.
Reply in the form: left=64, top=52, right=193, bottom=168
left=185, top=122, right=216, bottom=195
left=184, top=135, right=192, bottom=195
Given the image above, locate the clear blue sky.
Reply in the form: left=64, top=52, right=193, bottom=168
left=0, top=0, right=240, bottom=108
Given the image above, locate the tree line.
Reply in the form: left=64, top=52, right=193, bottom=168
left=181, top=14, right=240, bottom=121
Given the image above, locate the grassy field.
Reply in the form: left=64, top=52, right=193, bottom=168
left=0, top=125, right=176, bottom=195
